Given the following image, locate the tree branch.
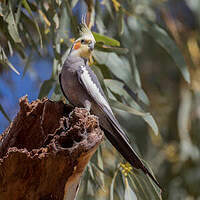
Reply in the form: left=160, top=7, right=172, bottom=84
left=0, top=96, right=103, bottom=200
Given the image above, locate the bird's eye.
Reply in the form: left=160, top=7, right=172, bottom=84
left=81, top=39, right=85, bottom=44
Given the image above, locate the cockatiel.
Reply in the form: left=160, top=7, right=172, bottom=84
left=59, top=22, right=161, bottom=189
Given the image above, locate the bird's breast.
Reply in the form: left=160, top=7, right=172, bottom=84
left=60, top=67, right=91, bottom=107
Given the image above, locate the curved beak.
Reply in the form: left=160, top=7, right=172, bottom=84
left=88, top=42, right=95, bottom=51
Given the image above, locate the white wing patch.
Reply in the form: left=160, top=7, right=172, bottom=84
left=80, top=66, right=113, bottom=114
left=79, top=65, right=130, bottom=142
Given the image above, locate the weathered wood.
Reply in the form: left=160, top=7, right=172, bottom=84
left=0, top=96, right=103, bottom=200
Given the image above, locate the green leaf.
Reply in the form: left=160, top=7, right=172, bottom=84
left=95, top=2, right=106, bottom=34
left=124, top=177, right=137, bottom=200
left=105, top=79, right=128, bottom=97
left=94, top=52, right=132, bottom=86
left=51, top=82, right=62, bottom=101
left=143, top=24, right=190, bottom=83
left=21, top=12, right=42, bottom=56
left=143, top=114, right=159, bottom=136
left=97, top=148, right=104, bottom=187
left=38, top=79, right=55, bottom=99
left=0, top=104, right=11, bottom=122
left=88, top=162, right=95, bottom=180
left=110, top=169, right=119, bottom=200
left=87, top=179, right=95, bottom=196
left=105, top=75, right=141, bottom=105
left=0, top=47, right=20, bottom=75
left=130, top=53, right=141, bottom=88
left=22, top=0, right=32, bottom=14
left=127, top=159, right=162, bottom=200
left=129, top=171, right=162, bottom=200
left=110, top=99, right=159, bottom=135
left=5, top=2, right=22, bottom=43
left=103, top=0, right=114, bottom=19
left=105, top=80, right=154, bottom=134
left=95, top=43, right=129, bottom=54
left=118, top=8, right=124, bottom=36
left=91, top=162, right=108, bottom=176
left=6, top=60, right=20, bottom=75
left=110, top=99, right=147, bottom=117
left=22, top=0, right=43, bottom=48
left=93, top=32, right=120, bottom=47
left=64, top=1, right=79, bottom=37
left=128, top=174, right=149, bottom=200
left=22, top=52, right=33, bottom=78
left=133, top=172, right=161, bottom=199
left=52, top=57, right=60, bottom=80
left=7, top=41, right=13, bottom=57
left=15, top=0, right=22, bottom=24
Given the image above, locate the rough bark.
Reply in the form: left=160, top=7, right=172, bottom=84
left=0, top=96, right=104, bottom=200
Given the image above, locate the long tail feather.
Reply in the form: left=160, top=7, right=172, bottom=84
left=102, top=127, right=162, bottom=190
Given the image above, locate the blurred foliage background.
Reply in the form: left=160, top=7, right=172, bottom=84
left=1, top=0, right=200, bottom=199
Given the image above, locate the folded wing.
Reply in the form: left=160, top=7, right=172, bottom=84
left=76, top=65, right=161, bottom=189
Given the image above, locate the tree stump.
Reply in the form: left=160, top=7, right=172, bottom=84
left=0, top=96, right=104, bottom=200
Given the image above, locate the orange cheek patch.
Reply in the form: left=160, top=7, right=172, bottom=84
left=74, top=41, right=81, bottom=50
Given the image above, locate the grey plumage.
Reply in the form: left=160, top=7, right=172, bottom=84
left=59, top=24, right=161, bottom=189
left=59, top=53, right=161, bottom=189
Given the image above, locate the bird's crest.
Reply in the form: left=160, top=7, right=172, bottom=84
left=78, top=16, right=96, bottom=43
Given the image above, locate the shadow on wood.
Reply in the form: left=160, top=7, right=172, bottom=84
left=0, top=96, right=104, bottom=200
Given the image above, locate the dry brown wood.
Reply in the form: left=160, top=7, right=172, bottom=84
left=0, top=96, right=104, bottom=200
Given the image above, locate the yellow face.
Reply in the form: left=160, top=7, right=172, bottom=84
left=72, top=39, right=94, bottom=59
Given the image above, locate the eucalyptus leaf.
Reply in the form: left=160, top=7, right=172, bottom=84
left=109, top=99, right=147, bottom=117
left=88, top=162, right=95, bottom=180
left=135, top=172, right=161, bottom=199
left=15, top=0, right=22, bottom=24
left=6, top=60, right=20, bottom=76
left=110, top=169, right=119, bottom=200
left=94, top=52, right=132, bottom=86
left=104, top=79, right=127, bottom=97
left=143, top=114, right=159, bottom=136
left=64, top=0, right=79, bottom=37
left=95, top=43, right=129, bottom=54
left=124, top=177, right=137, bottom=200
left=97, top=148, right=104, bottom=187
left=0, top=47, right=20, bottom=75
left=130, top=172, right=161, bottom=200
left=22, top=0, right=43, bottom=48
left=128, top=174, right=149, bottom=200
left=51, top=82, right=62, bottom=101
left=143, top=24, right=190, bottom=83
left=118, top=8, right=124, bottom=36
left=106, top=74, right=141, bottom=105
left=129, top=160, right=162, bottom=199
left=95, top=3, right=106, bottom=35
left=103, top=0, right=114, bottom=18
left=21, top=12, right=42, bottom=56
left=93, top=32, right=120, bottom=46
left=7, top=41, right=13, bottom=57
left=0, top=104, right=11, bottom=122
left=22, top=52, right=33, bottom=78
left=87, top=179, right=95, bottom=196
left=38, top=79, right=55, bottom=99
left=5, top=2, right=22, bottom=43
left=130, top=53, right=141, bottom=88
left=91, top=162, right=108, bottom=176
left=110, top=99, right=159, bottom=135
